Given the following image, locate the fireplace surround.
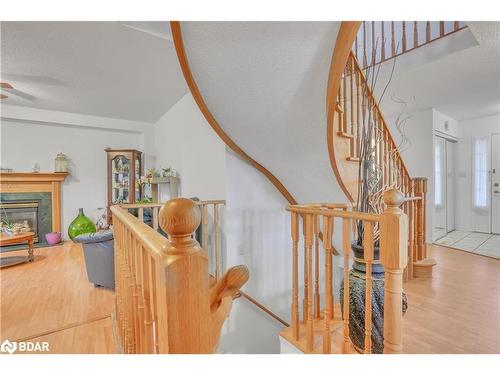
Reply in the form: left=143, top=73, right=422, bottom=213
left=0, top=196, right=50, bottom=244
left=0, top=172, right=69, bottom=248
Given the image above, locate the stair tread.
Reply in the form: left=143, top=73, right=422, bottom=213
left=280, top=304, right=358, bottom=354
left=346, top=156, right=360, bottom=162
left=337, top=131, right=354, bottom=139
left=413, top=258, right=437, bottom=266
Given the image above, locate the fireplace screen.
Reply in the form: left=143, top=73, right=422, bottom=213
left=0, top=201, right=40, bottom=242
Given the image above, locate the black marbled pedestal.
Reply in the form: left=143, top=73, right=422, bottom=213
left=340, top=243, right=408, bottom=354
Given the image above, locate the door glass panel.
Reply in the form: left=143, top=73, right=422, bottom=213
left=434, top=136, right=447, bottom=240
left=492, top=134, right=500, bottom=234
left=134, top=158, right=141, bottom=201
left=112, top=155, right=130, bottom=204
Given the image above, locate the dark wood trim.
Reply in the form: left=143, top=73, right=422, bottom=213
left=240, top=291, right=289, bottom=327
left=326, top=22, right=362, bottom=203
left=170, top=21, right=297, bottom=206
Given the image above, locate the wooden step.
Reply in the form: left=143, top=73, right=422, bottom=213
left=279, top=304, right=358, bottom=354
left=413, top=258, right=437, bottom=278
left=337, top=131, right=354, bottom=139
left=346, top=156, right=360, bottom=162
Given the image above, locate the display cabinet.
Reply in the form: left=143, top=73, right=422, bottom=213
left=105, top=148, right=142, bottom=224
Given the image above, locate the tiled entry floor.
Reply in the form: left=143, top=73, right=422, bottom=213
left=435, top=230, right=500, bottom=259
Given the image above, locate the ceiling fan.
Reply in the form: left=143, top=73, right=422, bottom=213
left=0, top=81, right=36, bottom=101
left=0, top=82, right=13, bottom=99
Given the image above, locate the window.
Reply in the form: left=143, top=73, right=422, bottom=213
left=473, top=136, right=489, bottom=209
left=435, top=142, right=442, bottom=206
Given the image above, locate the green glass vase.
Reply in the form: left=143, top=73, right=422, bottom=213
left=68, top=208, right=96, bottom=240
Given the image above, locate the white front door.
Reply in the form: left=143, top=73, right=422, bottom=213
left=492, top=134, right=500, bottom=234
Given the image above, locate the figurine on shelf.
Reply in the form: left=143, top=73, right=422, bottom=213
left=116, top=157, right=123, bottom=172
left=161, top=167, right=171, bottom=177
left=160, top=166, right=177, bottom=177
left=146, top=168, right=159, bottom=178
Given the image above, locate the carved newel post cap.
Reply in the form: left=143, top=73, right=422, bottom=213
left=159, top=198, right=201, bottom=239
left=383, top=189, right=405, bottom=208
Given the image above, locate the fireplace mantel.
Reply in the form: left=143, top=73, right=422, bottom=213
left=0, top=172, right=69, bottom=232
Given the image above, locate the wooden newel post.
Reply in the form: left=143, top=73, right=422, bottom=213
left=158, top=198, right=212, bottom=353
left=380, top=189, right=408, bottom=354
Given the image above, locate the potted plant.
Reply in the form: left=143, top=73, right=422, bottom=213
left=339, top=47, right=408, bottom=353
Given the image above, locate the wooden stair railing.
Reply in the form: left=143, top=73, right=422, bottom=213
left=111, top=198, right=248, bottom=353
left=120, top=199, right=226, bottom=282
left=354, top=21, right=467, bottom=70
left=332, top=51, right=435, bottom=280
left=280, top=189, right=407, bottom=354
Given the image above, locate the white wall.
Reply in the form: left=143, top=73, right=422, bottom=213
left=456, top=113, right=500, bottom=233
left=0, top=119, right=143, bottom=238
left=387, top=108, right=467, bottom=241
left=153, top=93, right=226, bottom=200
left=433, top=109, right=460, bottom=139
left=387, top=108, right=434, bottom=241
left=224, top=150, right=292, bottom=321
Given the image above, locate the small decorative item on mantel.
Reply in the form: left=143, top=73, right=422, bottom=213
left=54, top=152, right=69, bottom=173
left=32, top=163, right=40, bottom=173
left=68, top=208, right=96, bottom=240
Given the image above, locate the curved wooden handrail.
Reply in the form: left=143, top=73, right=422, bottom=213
left=327, top=46, right=433, bottom=281
left=348, top=51, right=411, bottom=180
left=326, top=22, right=362, bottom=202
left=170, top=21, right=297, bottom=205
left=327, top=47, right=415, bottom=203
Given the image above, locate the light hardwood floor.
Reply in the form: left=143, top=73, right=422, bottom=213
left=0, top=241, right=116, bottom=354
left=1, top=242, right=498, bottom=354
left=403, top=244, right=500, bottom=353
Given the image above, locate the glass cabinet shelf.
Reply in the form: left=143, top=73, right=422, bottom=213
left=105, top=148, right=142, bottom=223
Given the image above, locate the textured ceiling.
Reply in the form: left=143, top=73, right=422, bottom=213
left=182, top=22, right=344, bottom=204
left=0, top=22, right=187, bottom=123
left=377, top=22, right=500, bottom=121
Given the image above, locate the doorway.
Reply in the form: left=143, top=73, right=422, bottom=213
left=492, top=133, right=500, bottom=234
left=434, top=135, right=456, bottom=240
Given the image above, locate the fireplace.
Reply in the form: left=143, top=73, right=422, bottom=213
left=0, top=173, right=69, bottom=238
left=0, top=200, right=41, bottom=243
left=0, top=192, right=53, bottom=248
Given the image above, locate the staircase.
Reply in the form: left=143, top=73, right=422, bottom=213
left=330, top=50, right=436, bottom=280
left=167, top=21, right=449, bottom=354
